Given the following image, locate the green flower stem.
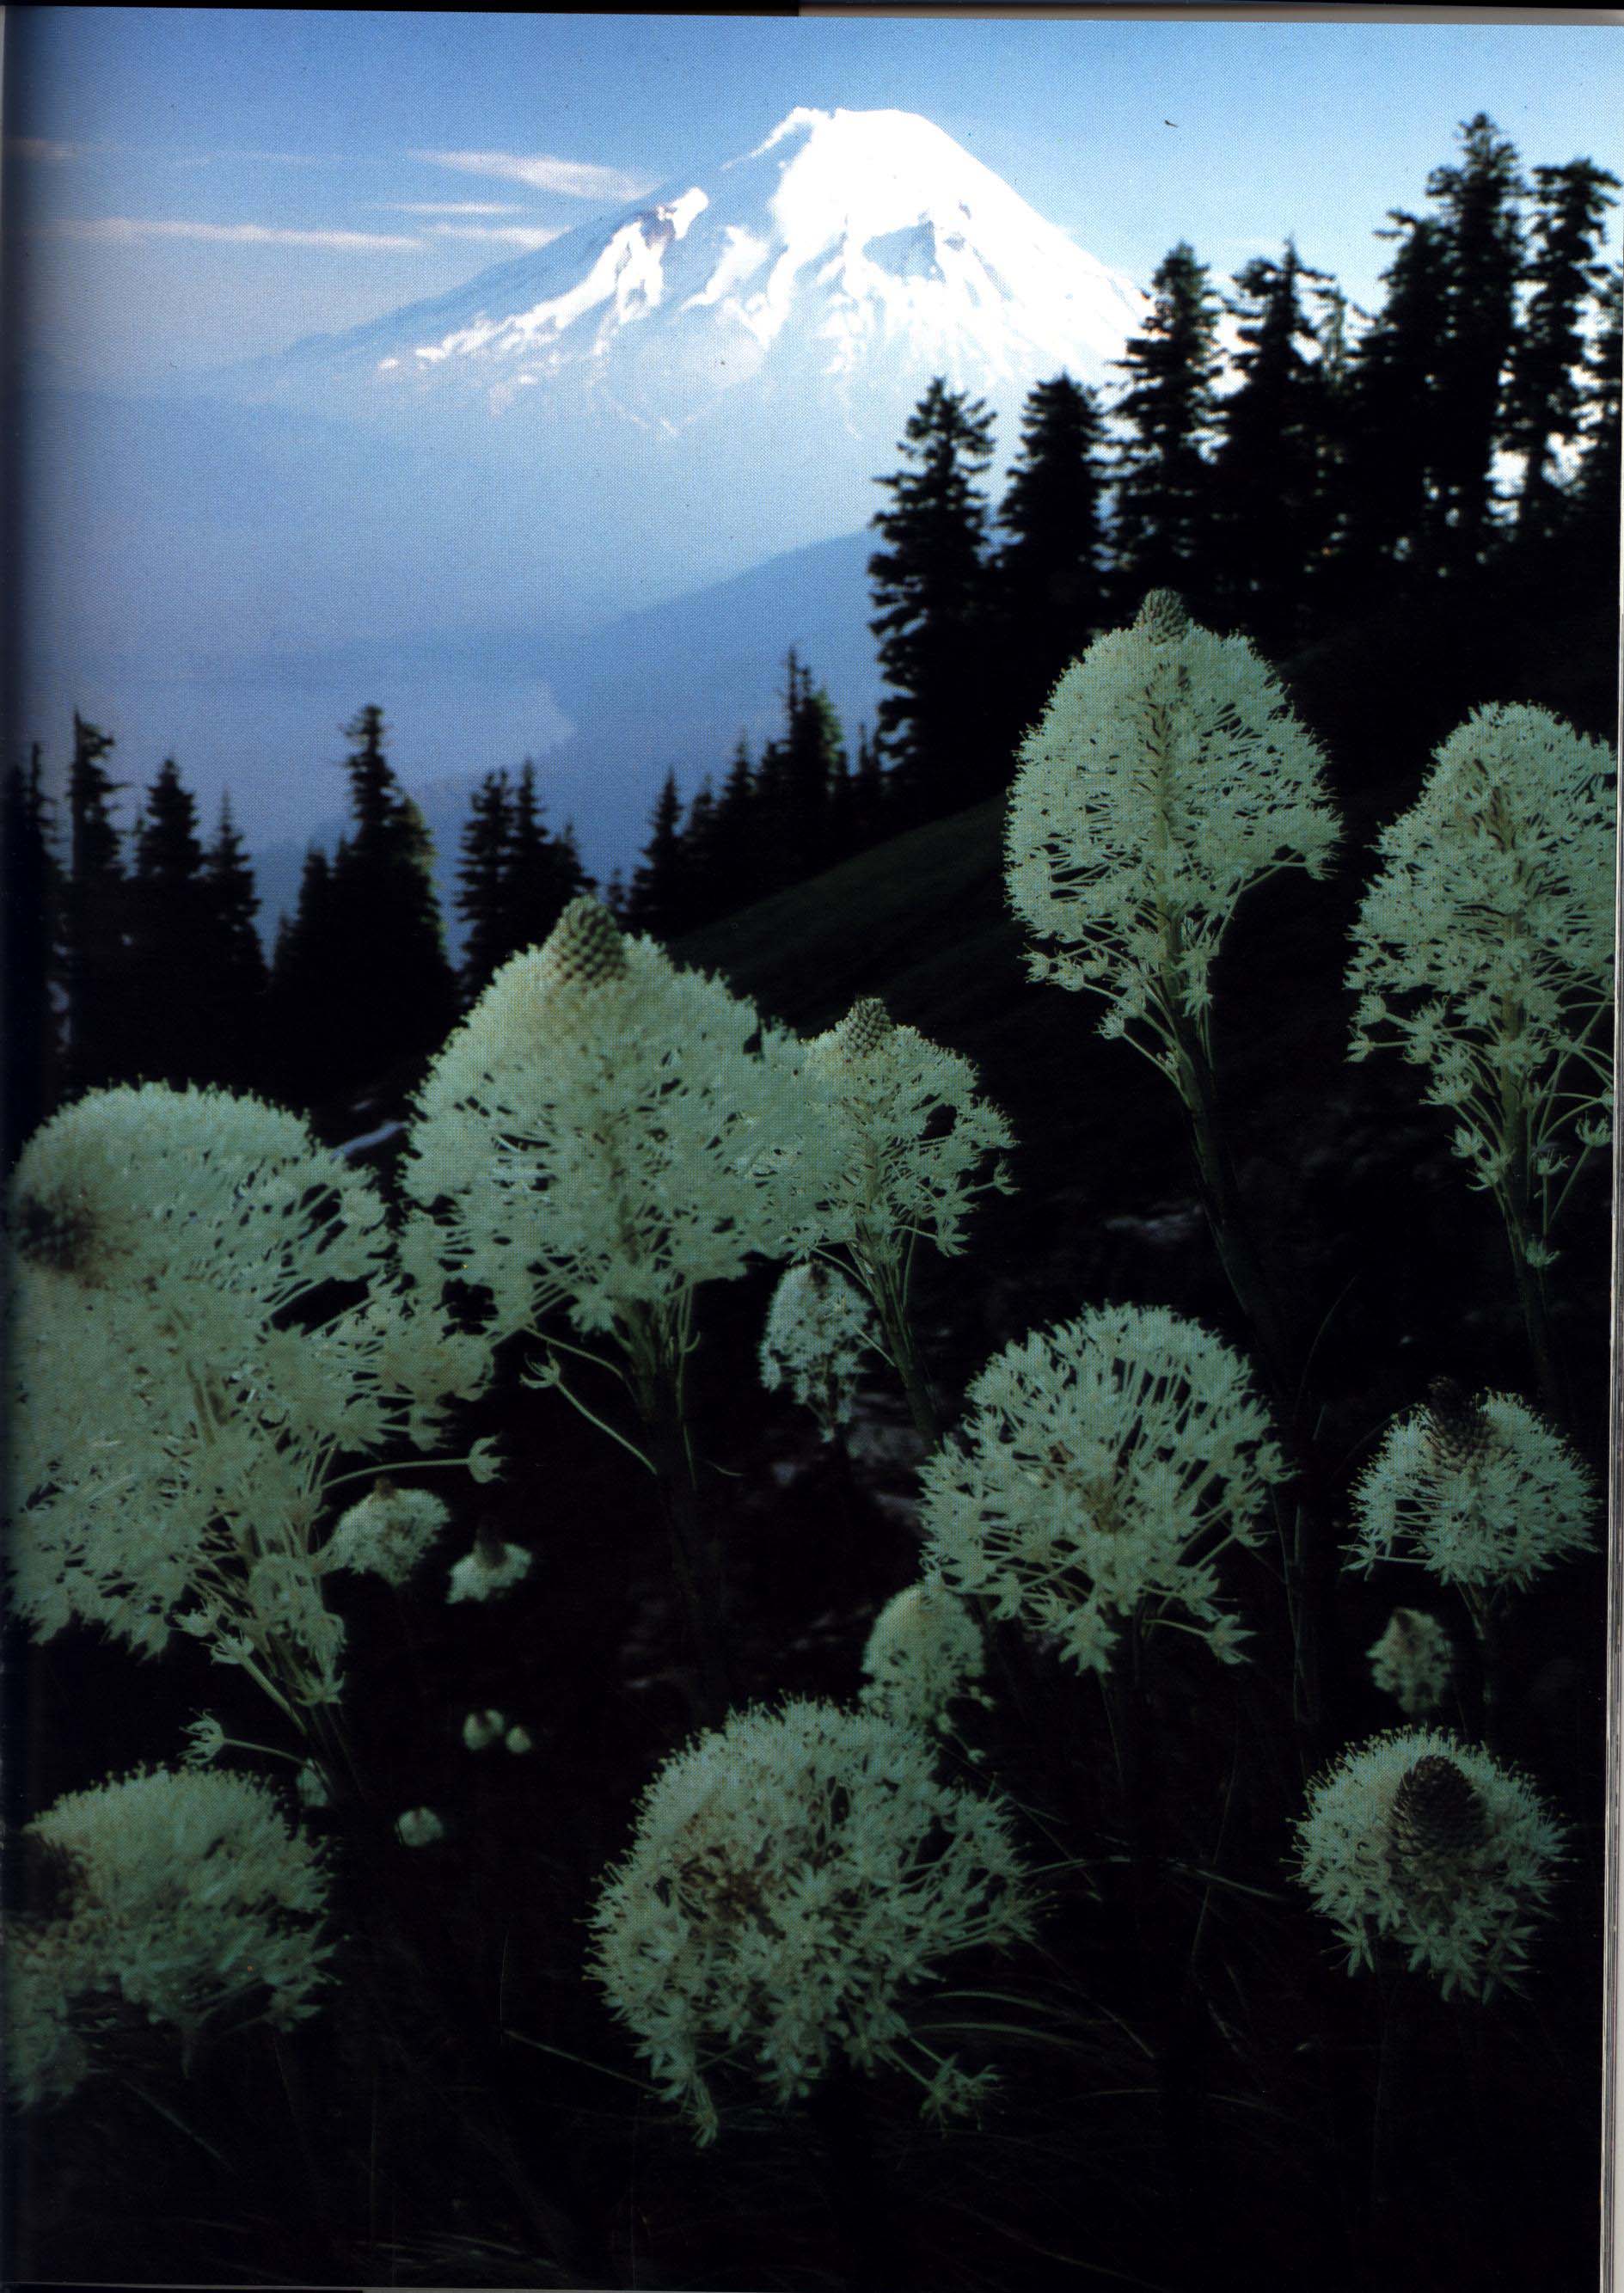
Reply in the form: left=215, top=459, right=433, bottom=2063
left=1460, top=1585, right=1504, bottom=1742
left=624, top=1315, right=735, bottom=1728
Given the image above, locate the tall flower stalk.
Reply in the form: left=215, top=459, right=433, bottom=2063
left=804, top=995, right=1013, bottom=1443
left=1005, top=589, right=1340, bottom=1400
left=404, top=898, right=843, bottom=1715
left=1347, top=703, right=1615, bottom=1419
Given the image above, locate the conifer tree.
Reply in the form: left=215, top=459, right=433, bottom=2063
left=199, top=795, right=268, bottom=1090
left=268, top=844, right=343, bottom=1107
left=61, top=714, right=131, bottom=1095
left=851, top=725, right=886, bottom=854
left=995, top=374, right=1110, bottom=743
left=778, top=650, right=847, bottom=876
left=1426, top=113, right=1526, bottom=570
left=457, top=767, right=513, bottom=998
left=127, top=758, right=213, bottom=1087
left=626, top=769, right=687, bottom=938
left=1577, top=264, right=1622, bottom=527
left=708, top=734, right=757, bottom=900
left=501, top=757, right=591, bottom=960
left=1331, top=212, right=1451, bottom=594
left=3, top=745, right=63, bottom=1155
left=1504, top=159, right=1621, bottom=534
left=324, top=707, right=459, bottom=1092
left=1110, top=243, right=1223, bottom=615
left=1211, top=243, right=1337, bottom=648
left=679, top=775, right=720, bottom=931
left=868, top=377, right=999, bottom=819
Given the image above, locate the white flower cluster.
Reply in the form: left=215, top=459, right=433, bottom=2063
left=326, top=1481, right=451, bottom=1587
left=9, top=1766, right=330, bottom=2107
left=921, top=1303, right=1284, bottom=1674
left=588, top=1700, right=1037, bottom=2144
left=1347, top=704, right=1615, bottom=1242
left=1347, top=1383, right=1597, bottom=1594
left=1293, top=1729, right=1565, bottom=1998
left=1005, top=592, right=1339, bottom=1071
left=1367, top=1609, right=1455, bottom=1718
left=861, top=1579, right=990, bottom=1735
left=759, top=1260, right=878, bottom=1439
left=447, top=1531, right=531, bottom=1604
left=8, top=1086, right=487, bottom=1701
left=403, top=900, right=842, bottom=1361
left=804, top=997, right=1014, bottom=1264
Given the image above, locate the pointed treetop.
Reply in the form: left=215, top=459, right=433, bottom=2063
left=1133, top=589, right=1192, bottom=642
left=537, top=895, right=628, bottom=995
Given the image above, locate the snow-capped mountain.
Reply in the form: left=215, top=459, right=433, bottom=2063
left=21, top=109, right=1152, bottom=871
left=263, top=107, right=1147, bottom=435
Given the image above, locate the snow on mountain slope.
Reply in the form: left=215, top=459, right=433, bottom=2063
left=266, top=107, right=1147, bottom=429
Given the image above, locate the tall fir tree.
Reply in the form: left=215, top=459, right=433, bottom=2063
left=995, top=373, right=1111, bottom=743
left=707, top=734, right=757, bottom=904
left=1211, top=242, right=1338, bottom=648
left=1109, top=242, right=1223, bottom=616
left=199, top=795, right=268, bottom=1090
left=61, top=714, right=131, bottom=1096
left=269, top=844, right=344, bottom=1107
left=1329, top=211, right=1451, bottom=596
left=127, top=758, right=214, bottom=1087
left=776, top=649, right=847, bottom=878
left=868, top=377, right=999, bottom=819
left=500, top=757, right=591, bottom=961
left=1425, top=113, right=1526, bottom=572
left=1578, top=262, right=1615, bottom=524
left=1504, top=158, right=1621, bottom=534
left=3, top=745, right=63, bottom=1155
left=457, top=767, right=513, bottom=999
left=626, top=769, right=688, bottom=940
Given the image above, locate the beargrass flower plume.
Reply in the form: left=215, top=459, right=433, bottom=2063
left=920, top=1303, right=1285, bottom=1676
left=1347, top=1380, right=1597, bottom=1597
left=1293, top=1729, right=1564, bottom=1999
left=1346, top=703, right=1615, bottom=1410
left=1368, top=1609, right=1455, bottom=1718
left=588, top=1699, right=1037, bottom=2146
left=7, top=1086, right=490, bottom=1722
left=861, top=1579, right=991, bottom=1735
left=1005, top=595, right=1339, bottom=1391
left=403, top=897, right=841, bottom=1373
left=447, top=1522, right=532, bottom=1604
left=405, top=898, right=845, bottom=1715
left=1006, top=592, right=1339, bottom=1077
left=9, top=1765, right=330, bottom=2107
left=803, top=996, right=1013, bottom=1439
left=395, top=1807, right=446, bottom=1848
left=760, top=1260, right=879, bottom=1441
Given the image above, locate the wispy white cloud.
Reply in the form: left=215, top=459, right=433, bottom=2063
left=52, top=218, right=423, bottom=251
left=7, top=137, right=83, bottom=162
left=414, top=148, right=652, bottom=203
left=382, top=200, right=527, bottom=217
left=427, top=223, right=567, bottom=251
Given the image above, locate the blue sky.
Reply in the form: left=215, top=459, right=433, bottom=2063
left=9, top=9, right=1623, bottom=385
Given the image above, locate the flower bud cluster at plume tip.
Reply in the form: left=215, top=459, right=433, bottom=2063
left=1293, top=1728, right=1565, bottom=1999
left=588, top=1699, right=1038, bottom=2145
left=7, top=1083, right=487, bottom=1679
left=403, top=903, right=844, bottom=1346
left=1345, top=703, right=1615, bottom=1205
left=804, top=994, right=1014, bottom=1261
left=921, top=1302, right=1284, bottom=1675
left=9, top=1765, right=331, bottom=2109
left=1347, top=1382, right=1596, bottom=1592
left=1004, top=592, right=1340, bottom=1053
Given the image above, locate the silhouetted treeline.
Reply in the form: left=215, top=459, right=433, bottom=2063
left=861, top=113, right=1620, bottom=824
left=4, top=711, right=591, bottom=1137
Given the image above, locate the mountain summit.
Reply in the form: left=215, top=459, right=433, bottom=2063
left=269, top=107, right=1146, bottom=432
